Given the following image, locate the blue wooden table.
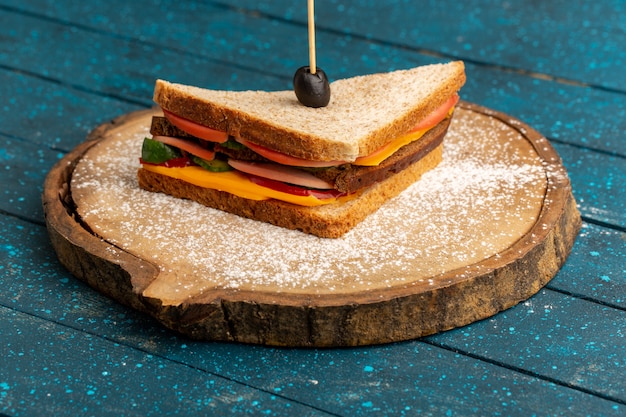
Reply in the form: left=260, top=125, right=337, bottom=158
left=1, top=1, right=625, bottom=415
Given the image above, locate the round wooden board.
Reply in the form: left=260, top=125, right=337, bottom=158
left=43, top=102, right=581, bottom=347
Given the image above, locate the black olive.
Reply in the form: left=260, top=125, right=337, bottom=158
left=293, top=66, right=331, bottom=108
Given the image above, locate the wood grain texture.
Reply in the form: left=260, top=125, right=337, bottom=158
left=426, top=288, right=626, bottom=400
left=0, top=306, right=322, bottom=416
left=230, top=0, right=626, bottom=90
left=0, top=134, right=61, bottom=223
left=548, top=223, right=626, bottom=308
left=13, top=0, right=626, bottom=90
left=43, top=103, right=581, bottom=347
left=1, top=217, right=624, bottom=415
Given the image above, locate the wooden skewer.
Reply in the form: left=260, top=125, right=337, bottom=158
left=308, top=0, right=316, bottom=74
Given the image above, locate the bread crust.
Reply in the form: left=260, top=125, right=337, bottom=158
left=137, top=144, right=443, bottom=238
left=153, top=62, right=465, bottom=162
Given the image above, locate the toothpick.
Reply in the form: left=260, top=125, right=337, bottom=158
left=308, top=0, right=317, bottom=74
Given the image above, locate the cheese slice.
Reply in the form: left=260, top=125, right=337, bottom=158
left=354, top=107, right=456, bottom=166
left=141, top=164, right=342, bottom=207
left=354, top=128, right=429, bottom=166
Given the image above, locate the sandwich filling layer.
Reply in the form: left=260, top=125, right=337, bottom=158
left=139, top=97, right=456, bottom=207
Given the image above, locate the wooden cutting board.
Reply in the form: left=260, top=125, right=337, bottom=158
left=43, top=102, right=581, bottom=347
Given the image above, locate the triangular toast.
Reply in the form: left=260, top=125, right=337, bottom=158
left=153, top=61, right=465, bottom=162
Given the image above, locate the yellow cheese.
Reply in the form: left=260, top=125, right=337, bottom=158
left=141, top=165, right=340, bottom=207
left=354, top=128, right=428, bottom=166
left=354, top=107, right=455, bottom=166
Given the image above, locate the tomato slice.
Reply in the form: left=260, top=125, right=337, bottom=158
left=247, top=174, right=345, bottom=199
left=411, top=93, right=459, bottom=132
left=236, top=138, right=347, bottom=168
left=162, top=109, right=229, bottom=143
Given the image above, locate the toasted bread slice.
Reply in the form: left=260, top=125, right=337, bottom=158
left=153, top=61, right=465, bottom=162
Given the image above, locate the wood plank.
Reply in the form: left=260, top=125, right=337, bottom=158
left=0, top=70, right=141, bottom=151
left=160, top=335, right=624, bottom=416
left=0, top=215, right=623, bottom=414
left=0, top=7, right=288, bottom=100
left=0, top=213, right=180, bottom=340
left=0, top=2, right=620, bottom=300
left=4, top=310, right=622, bottom=417
left=463, top=66, right=626, bottom=158
left=554, top=142, right=626, bottom=228
left=0, top=306, right=331, bottom=417
left=8, top=0, right=626, bottom=91
left=220, top=0, right=626, bottom=90
left=0, top=134, right=63, bottom=223
left=548, top=223, right=626, bottom=308
left=425, top=289, right=626, bottom=402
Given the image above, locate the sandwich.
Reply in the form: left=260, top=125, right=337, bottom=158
left=137, top=61, right=466, bottom=238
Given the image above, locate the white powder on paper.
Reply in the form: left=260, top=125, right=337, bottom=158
left=71, top=109, right=556, bottom=305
